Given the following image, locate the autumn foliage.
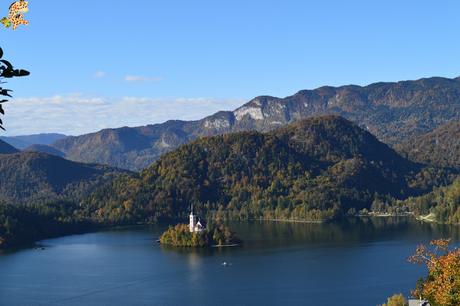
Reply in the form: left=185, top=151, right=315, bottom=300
left=159, top=223, right=241, bottom=247
left=409, top=238, right=460, bottom=306
left=380, top=293, right=408, bottom=306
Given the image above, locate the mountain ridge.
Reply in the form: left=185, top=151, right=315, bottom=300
left=0, top=151, right=129, bottom=204
left=51, top=76, right=460, bottom=170
left=24, top=144, right=65, bottom=157
left=0, top=139, right=19, bottom=154
left=0, top=133, right=67, bottom=150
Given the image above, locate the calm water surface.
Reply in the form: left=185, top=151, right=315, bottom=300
left=0, top=218, right=459, bottom=306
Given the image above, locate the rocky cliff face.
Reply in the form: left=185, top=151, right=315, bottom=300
left=52, top=76, right=460, bottom=171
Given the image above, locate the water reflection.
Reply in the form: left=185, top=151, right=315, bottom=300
left=1, top=218, right=459, bottom=306
left=234, top=218, right=460, bottom=249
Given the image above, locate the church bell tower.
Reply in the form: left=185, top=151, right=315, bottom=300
left=189, top=205, right=196, bottom=233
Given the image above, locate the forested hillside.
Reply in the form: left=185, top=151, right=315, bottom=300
left=83, top=116, right=455, bottom=224
left=1, top=116, right=456, bottom=248
left=402, top=179, right=460, bottom=224
left=0, top=152, right=129, bottom=204
left=396, top=120, right=460, bottom=169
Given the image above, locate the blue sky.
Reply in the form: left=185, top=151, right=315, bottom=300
left=2, top=0, right=460, bottom=135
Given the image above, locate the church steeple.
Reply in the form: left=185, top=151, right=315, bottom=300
left=189, top=204, right=196, bottom=233
left=189, top=204, right=205, bottom=233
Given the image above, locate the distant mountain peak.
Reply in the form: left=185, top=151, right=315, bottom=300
left=52, top=75, right=460, bottom=171
left=0, top=133, right=67, bottom=150
left=0, top=139, right=19, bottom=154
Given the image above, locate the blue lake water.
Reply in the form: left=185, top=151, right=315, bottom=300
left=0, top=218, right=458, bottom=306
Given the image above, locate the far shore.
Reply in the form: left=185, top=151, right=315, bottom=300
left=255, top=218, right=324, bottom=224
left=416, top=213, right=437, bottom=223
left=357, top=212, right=414, bottom=218
left=211, top=243, right=240, bottom=248
left=1, top=213, right=452, bottom=251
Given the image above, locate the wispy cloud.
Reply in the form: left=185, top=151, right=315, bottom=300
left=124, top=75, right=162, bottom=83
left=93, top=71, right=107, bottom=78
left=2, top=94, right=245, bottom=136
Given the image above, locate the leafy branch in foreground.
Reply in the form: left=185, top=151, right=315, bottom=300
left=0, top=47, right=29, bottom=130
left=408, top=239, right=460, bottom=306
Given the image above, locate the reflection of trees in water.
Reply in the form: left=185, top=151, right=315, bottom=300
left=156, top=218, right=460, bottom=256
left=230, top=218, right=460, bottom=248
left=159, top=243, right=214, bottom=258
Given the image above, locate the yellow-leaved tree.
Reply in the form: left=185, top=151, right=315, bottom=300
left=379, top=293, right=408, bottom=306
left=409, top=238, right=460, bottom=306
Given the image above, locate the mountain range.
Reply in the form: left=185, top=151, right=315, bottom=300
left=47, top=76, right=460, bottom=171
left=83, top=116, right=455, bottom=224
left=0, top=139, right=19, bottom=154
left=0, top=133, right=67, bottom=150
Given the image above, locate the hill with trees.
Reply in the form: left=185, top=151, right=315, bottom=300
left=396, top=120, right=460, bottom=169
left=401, top=178, right=460, bottom=224
left=0, top=201, right=94, bottom=248
left=50, top=76, right=460, bottom=170
left=0, top=151, right=129, bottom=204
left=0, top=139, right=19, bottom=154
left=82, top=116, right=455, bottom=224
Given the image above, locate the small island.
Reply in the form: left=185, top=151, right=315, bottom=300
left=159, top=207, right=241, bottom=247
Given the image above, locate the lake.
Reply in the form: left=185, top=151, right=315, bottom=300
left=0, top=218, right=458, bottom=306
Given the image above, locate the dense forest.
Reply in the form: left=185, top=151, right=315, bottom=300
left=401, top=179, right=460, bottom=224
left=362, top=178, right=460, bottom=225
left=82, top=116, right=455, bottom=225
left=1, top=116, right=458, bottom=248
left=159, top=223, right=240, bottom=247
left=0, top=201, right=96, bottom=248
left=0, top=151, right=129, bottom=204
left=0, top=152, right=128, bottom=247
left=396, top=120, right=460, bottom=169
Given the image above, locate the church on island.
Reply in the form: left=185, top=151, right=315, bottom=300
left=189, top=206, right=205, bottom=233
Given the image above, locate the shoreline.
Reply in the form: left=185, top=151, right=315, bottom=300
left=416, top=213, right=437, bottom=223
left=211, top=243, right=240, bottom=248
left=357, top=213, right=414, bottom=218
left=0, top=214, right=448, bottom=251
left=254, top=218, right=324, bottom=224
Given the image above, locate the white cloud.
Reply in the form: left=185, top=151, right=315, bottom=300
left=124, top=75, right=162, bottom=83
left=93, top=71, right=107, bottom=78
left=1, top=94, right=245, bottom=136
